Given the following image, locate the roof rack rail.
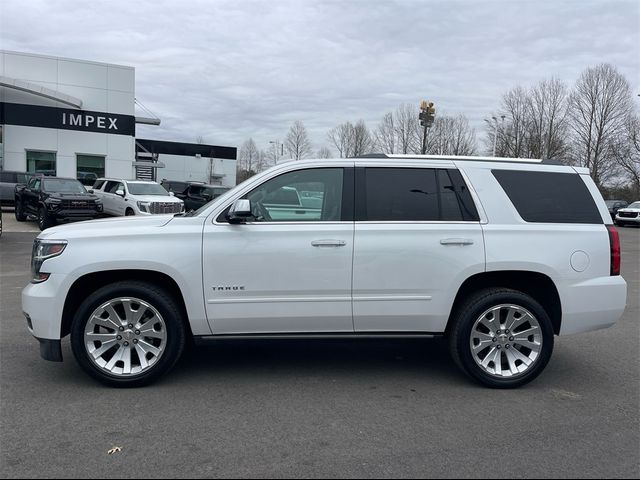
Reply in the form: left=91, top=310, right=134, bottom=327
left=355, top=153, right=565, bottom=165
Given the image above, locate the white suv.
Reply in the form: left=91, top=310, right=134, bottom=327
left=91, top=178, right=184, bottom=216
left=22, top=155, right=627, bottom=388
left=614, top=201, right=640, bottom=227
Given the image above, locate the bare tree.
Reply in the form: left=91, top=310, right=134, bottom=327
left=351, top=120, right=374, bottom=157
left=526, top=78, right=569, bottom=160
left=237, top=138, right=261, bottom=182
left=327, top=122, right=354, bottom=158
left=285, top=120, right=313, bottom=160
left=611, top=114, right=640, bottom=195
left=426, top=115, right=477, bottom=156
left=375, top=112, right=397, bottom=154
left=499, top=86, right=532, bottom=158
left=395, top=103, right=420, bottom=154
left=568, top=63, right=633, bottom=188
left=316, top=146, right=333, bottom=158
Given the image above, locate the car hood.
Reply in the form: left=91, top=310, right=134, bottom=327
left=617, top=207, right=640, bottom=213
left=129, top=195, right=183, bottom=203
left=38, top=215, right=176, bottom=240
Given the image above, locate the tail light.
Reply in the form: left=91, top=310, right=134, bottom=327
left=607, top=225, right=621, bottom=276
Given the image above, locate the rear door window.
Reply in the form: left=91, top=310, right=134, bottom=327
left=358, top=168, right=479, bottom=222
left=492, top=170, right=602, bottom=224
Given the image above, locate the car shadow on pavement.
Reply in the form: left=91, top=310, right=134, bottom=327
left=169, top=337, right=467, bottom=385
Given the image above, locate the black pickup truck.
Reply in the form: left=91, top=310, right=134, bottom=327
left=15, top=176, right=103, bottom=230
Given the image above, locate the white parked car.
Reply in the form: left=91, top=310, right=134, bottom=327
left=614, top=201, right=640, bottom=227
left=91, top=178, right=184, bottom=216
left=23, top=155, right=627, bottom=388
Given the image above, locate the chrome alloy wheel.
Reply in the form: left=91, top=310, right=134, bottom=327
left=84, top=297, right=167, bottom=377
left=469, top=304, right=543, bottom=378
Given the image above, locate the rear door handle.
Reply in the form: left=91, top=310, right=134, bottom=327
left=311, top=240, right=347, bottom=247
left=440, top=238, right=474, bottom=246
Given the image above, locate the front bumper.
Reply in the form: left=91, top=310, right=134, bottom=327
left=51, top=209, right=102, bottom=221
left=615, top=213, right=640, bottom=224
left=22, top=273, right=67, bottom=341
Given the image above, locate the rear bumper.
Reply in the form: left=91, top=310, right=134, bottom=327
left=559, top=276, right=627, bottom=335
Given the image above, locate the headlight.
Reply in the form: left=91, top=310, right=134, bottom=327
left=137, top=201, right=151, bottom=213
left=46, top=198, right=61, bottom=210
left=31, top=239, right=67, bottom=283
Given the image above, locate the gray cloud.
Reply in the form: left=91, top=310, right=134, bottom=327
left=1, top=0, right=638, bottom=153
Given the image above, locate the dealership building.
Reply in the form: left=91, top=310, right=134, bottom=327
left=0, top=50, right=237, bottom=186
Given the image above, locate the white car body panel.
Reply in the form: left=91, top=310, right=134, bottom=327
left=23, top=215, right=212, bottom=339
left=22, top=157, right=627, bottom=346
left=352, top=222, right=484, bottom=332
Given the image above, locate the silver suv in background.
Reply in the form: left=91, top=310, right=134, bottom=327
left=91, top=178, right=184, bottom=216
left=0, top=171, right=35, bottom=205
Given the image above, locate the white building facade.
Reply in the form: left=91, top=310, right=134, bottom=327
left=0, top=50, right=236, bottom=186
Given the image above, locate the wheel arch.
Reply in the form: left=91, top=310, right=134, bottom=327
left=446, top=270, right=562, bottom=335
left=61, top=269, right=192, bottom=339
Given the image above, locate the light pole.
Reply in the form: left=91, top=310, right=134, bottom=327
left=419, top=100, right=436, bottom=154
left=484, top=115, right=505, bottom=157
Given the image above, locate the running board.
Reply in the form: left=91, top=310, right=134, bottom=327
left=194, top=332, right=442, bottom=344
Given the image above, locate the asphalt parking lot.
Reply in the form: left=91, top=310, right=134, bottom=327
left=0, top=215, right=638, bottom=478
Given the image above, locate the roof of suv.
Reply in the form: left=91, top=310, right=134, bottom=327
left=96, top=178, right=159, bottom=184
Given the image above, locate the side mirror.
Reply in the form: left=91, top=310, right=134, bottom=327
left=169, top=191, right=175, bottom=197
left=116, top=190, right=125, bottom=197
left=226, top=199, right=253, bottom=224
left=87, top=189, right=94, bottom=194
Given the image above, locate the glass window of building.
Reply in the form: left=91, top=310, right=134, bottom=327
left=77, top=154, right=106, bottom=186
left=27, top=151, right=56, bottom=175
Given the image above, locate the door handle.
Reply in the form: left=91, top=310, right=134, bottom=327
left=440, top=238, right=474, bottom=246
left=311, top=240, right=347, bottom=247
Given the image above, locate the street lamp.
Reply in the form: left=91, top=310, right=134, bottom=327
left=419, top=100, right=436, bottom=154
left=485, top=115, right=505, bottom=157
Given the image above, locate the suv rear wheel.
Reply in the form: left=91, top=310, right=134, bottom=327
left=70, top=281, right=186, bottom=387
left=449, top=288, right=554, bottom=388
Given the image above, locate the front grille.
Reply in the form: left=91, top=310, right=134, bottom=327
left=61, top=199, right=95, bottom=210
left=619, top=211, right=638, bottom=218
left=150, top=202, right=182, bottom=214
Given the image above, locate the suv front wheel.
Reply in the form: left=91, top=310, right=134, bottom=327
left=70, top=281, right=186, bottom=387
left=449, top=288, right=554, bottom=388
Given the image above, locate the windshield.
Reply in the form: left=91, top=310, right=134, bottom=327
left=127, top=183, right=170, bottom=196
left=43, top=179, right=86, bottom=193
left=628, top=202, right=640, bottom=209
left=605, top=200, right=617, bottom=207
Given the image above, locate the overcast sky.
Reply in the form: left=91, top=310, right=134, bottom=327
left=1, top=0, right=639, bottom=153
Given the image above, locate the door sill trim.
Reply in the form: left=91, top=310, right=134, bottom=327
left=194, top=332, right=442, bottom=344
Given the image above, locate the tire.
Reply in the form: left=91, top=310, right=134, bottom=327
left=125, top=208, right=135, bottom=216
left=15, top=201, right=27, bottom=221
left=70, top=281, right=186, bottom=387
left=449, top=288, right=554, bottom=389
left=38, top=207, right=55, bottom=230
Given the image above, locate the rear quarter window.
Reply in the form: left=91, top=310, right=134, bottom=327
left=492, top=170, right=603, bottom=224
